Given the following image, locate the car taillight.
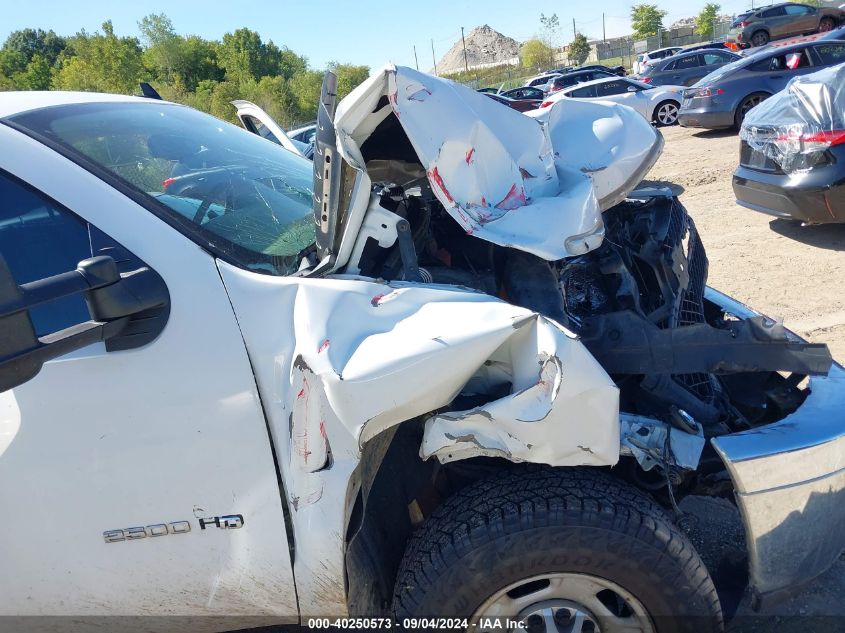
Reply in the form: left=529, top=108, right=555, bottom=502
left=540, top=100, right=554, bottom=108
left=739, top=20, right=749, bottom=27
left=549, top=86, right=561, bottom=92
left=775, top=129, right=845, bottom=151
left=691, top=87, right=725, bottom=98
left=162, top=177, right=176, bottom=188
left=640, top=76, right=653, bottom=83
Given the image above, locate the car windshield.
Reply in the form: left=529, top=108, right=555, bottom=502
left=10, top=102, right=315, bottom=276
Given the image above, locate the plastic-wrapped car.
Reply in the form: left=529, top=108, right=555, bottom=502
left=735, top=62, right=845, bottom=223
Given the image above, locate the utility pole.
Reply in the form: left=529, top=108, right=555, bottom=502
left=603, top=13, right=606, bottom=42
left=413, top=45, right=419, bottom=70
left=431, top=39, right=437, bottom=76
left=572, top=18, right=577, bottom=40
left=461, top=27, right=469, bottom=73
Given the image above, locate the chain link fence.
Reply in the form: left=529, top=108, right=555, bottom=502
left=450, top=18, right=737, bottom=88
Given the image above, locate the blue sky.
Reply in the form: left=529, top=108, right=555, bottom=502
left=1, top=0, right=757, bottom=71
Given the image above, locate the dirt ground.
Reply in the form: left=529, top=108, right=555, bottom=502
left=645, top=125, right=845, bottom=363
left=648, top=125, right=845, bottom=630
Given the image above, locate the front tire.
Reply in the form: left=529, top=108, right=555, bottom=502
left=653, top=100, right=680, bottom=126
left=393, top=468, right=723, bottom=632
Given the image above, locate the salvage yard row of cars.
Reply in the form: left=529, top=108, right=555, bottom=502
left=1, top=44, right=844, bottom=631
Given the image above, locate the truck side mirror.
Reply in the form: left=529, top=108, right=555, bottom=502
left=0, top=255, right=169, bottom=392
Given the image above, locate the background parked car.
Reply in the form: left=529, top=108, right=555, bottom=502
left=682, top=41, right=732, bottom=53
left=639, top=49, right=740, bottom=86
left=288, top=122, right=315, bottom=142
left=678, top=40, right=845, bottom=129
left=738, top=22, right=845, bottom=55
left=633, top=46, right=684, bottom=74
left=577, top=63, right=627, bottom=76
left=727, top=2, right=844, bottom=49
left=540, top=76, right=684, bottom=126
left=483, top=92, right=542, bottom=112
left=547, top=68, right=618, bottom=93
left=501, top=86, right=545, bottom=100
left=524, top=72, right=562, bottom=91
left=734, top=63, right=845, bottom=224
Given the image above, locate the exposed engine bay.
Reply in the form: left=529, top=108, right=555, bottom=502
left=346, top=179, right=830, bottom=437
left=313, top=65, right=833, bottom=488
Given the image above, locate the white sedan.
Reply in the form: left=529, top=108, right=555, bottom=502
left=538, top=76, right=685, bottom=126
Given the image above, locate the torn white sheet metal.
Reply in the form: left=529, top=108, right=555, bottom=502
left=538, top=97, right=665, bottom=210
left=422, top=316, right=620, bottom=466
left=333, top=65, right=606, bottom=261
left=217, top=260, right=620, bottom=615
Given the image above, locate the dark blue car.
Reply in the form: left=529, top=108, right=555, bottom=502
left=678, top=39, right=845, bottom=129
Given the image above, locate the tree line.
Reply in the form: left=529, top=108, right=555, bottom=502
left=0, top=14, right=369, bottom=128
left=520, top=3, right=729, bottom=70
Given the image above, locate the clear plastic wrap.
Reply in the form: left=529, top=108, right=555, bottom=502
left=739, top=62, right=845, bottom=173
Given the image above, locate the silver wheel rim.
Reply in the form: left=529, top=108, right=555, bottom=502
left=657, top=103, right=678, bottom=125
left=471, top=572, right=656, bottom=633
left=740, top=95, right=763, bottom=119
left=752, top=33, right=768, bottom=46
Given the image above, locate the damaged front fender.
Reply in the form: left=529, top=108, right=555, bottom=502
left=217, top=262, right=620, bottom=615
left=422, top=314, right=619, bottom=466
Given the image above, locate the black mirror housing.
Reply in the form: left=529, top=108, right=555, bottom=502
left=0, top=255, right=169, bottom=392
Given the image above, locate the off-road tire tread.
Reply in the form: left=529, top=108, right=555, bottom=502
left=392, top=468, right=723, bottom=631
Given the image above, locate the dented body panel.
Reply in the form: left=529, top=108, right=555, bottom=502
left=217, top=261, right=620, bottom=615
left=333, top=66, right=610, bottom=261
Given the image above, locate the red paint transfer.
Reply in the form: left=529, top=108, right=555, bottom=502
left=428, top=167, right=455, bottom=204
left=465, top=147, right=475, bottom=164
left=495, top=184, right=527, bottom=210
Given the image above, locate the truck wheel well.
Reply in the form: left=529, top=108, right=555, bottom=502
left=343, top=419, right=721, bottom=616
left=345, top=420, right=522, bottom=616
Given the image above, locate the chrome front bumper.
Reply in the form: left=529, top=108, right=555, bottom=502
left=707, top=288, right=845, bottom=605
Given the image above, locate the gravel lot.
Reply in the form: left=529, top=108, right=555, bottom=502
left=648, top=125, right=845, bottom=630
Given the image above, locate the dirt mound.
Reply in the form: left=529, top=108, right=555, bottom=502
left=435, top=25, right=521, bottom=75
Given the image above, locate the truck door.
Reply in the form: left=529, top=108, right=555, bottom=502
left=0, top=123, right=297, bottom=623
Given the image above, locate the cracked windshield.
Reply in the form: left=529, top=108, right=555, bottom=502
left=12, top=102, right=315, bottom=275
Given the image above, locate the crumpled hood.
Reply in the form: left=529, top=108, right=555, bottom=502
left=332, top=65, right=652, bottom=261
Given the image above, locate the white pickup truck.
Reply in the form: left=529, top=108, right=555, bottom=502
left=0, top=66, right=842, bottom=633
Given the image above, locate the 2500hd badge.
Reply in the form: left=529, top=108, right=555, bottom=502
left=103, top=514, right=244, bottom=543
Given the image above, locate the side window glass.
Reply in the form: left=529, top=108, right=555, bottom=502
left=762, top=6, right=786, bottom=17
left=570, top=85, right=596, bottom=98
left=665, top=60, right=678, bottom=71
left=786, top=50, right=811, bottom=70
left=0, top=171, right=92, bottom=336
left=675, top=55, right=700, bottom=69
left=785, top=5, right=810, bottom=15
left=243, top=115, right=281, bottom=145
left=815, top=44, right=845, bottom=64
left=751, top=51, right=808, bottom=71
left=701, top=52, right=726, bottom=65
left=598, top=80, right=626, bottom=96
